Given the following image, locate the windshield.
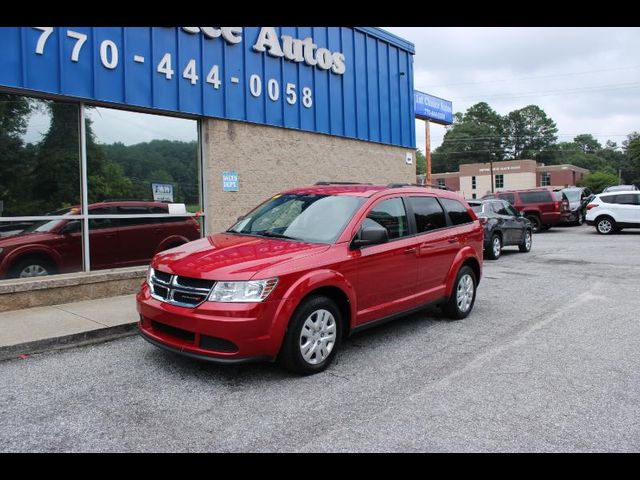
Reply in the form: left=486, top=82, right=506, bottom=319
left=21, top=207, right=77, bottom=233
left=553, top=191, right=567, bottom=201
left=470, top=205, right=484, bottom=213
left=228, top=193, right=364, bottom=244
left=563, top=190, right=582, bottom=202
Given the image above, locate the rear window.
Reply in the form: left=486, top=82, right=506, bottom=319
left=519, top=191, right=552, bottom=203
left=440, top=198, right=473, bottom=226
left=497, top=193, right=515, bottom=205
left=470, top=205, right=483, bottom=213
left=608, top=194, right=640, bottom=205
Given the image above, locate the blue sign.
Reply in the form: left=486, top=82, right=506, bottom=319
left=151, top=183, right=174, bottom=202
left=0, top=27, right=416, bottom=148
left=222, top=171, right=239, bottom=192
left=414, top=90, right=453, bottom=125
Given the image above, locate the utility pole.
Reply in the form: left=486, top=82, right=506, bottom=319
left=490, top=158, right=495, bottom=193
left=425, top=120, right=432, bottom=185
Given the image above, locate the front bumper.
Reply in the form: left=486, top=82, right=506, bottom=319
left=136, top=284, right=284, bottom=362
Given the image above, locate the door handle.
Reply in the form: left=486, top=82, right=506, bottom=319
left=447, top=238, right=457, bottom=244
left=404, top=247, right=418, bottom=255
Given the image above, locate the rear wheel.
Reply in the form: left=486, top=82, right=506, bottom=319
left=519, top=229, right=532, bottom=252
left=10, top=257, right=55, bottom=279
left=278, top=295, right=342, bottom=375
left=443, top=266, right=477, bottom=320
left=596, top=216, right=616, bottom=235
left=525, top=215, right=541, bottom=233
left=485, top=234, right=502, bottom=260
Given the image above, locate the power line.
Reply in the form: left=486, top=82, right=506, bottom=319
left=424, top=65, right=640, bottom=89
left=452, top=82, right=640, bottom=101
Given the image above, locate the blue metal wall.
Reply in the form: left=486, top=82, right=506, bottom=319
left=0, top=27, right=415, bottom=148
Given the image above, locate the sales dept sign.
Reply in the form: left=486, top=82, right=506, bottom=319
left=222, top=171, right=239, bottom=192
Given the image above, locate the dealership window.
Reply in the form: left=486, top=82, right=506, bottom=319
left=437, top=179, right=446, bottom=188
left=471, top=176, right=477, bottom=189
left=495, top=174, right=504, bottom=189
left=541, top=172, right=551, bottom=186
left=0, top=91, right=203, bottom=281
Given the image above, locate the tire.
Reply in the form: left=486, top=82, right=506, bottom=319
left=485, top=233, right=502, bottom=260
left=595, top=216, right=616, bottom=235
left=519, top=229, right=532, bottom=252
left=525, top=215, right=541, bottom=233
left=10, top=257, right=55, bottom=279
left=443, top=265, right=477, bottom=320
left=278, top=295, right=342, bottom=375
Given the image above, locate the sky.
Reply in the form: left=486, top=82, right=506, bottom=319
left=384, top=27, right=640, bottom=154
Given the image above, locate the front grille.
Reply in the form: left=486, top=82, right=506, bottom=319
left=200, top=335, right=238, bottom=353
left=151, top=321, right=195, bottom=342
left=149, top=270, right=215, bottom=308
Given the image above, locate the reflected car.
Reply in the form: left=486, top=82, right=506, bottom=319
left=0, top=201, right=201, bottom=279
left=559, top=187, right=592, bottom=225
left=468, top=199, right=533, bottom=260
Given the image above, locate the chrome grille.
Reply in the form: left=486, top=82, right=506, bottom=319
left=149, top=270, right=215, bottom=308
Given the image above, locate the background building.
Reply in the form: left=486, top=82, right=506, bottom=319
left=432, top=160, right=589, bottom=198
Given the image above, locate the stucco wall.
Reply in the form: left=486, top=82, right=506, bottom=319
left=204, top=119, right=416, bottom=234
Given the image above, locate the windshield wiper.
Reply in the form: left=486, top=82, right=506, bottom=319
left=260, top=231, right=299, bottom=240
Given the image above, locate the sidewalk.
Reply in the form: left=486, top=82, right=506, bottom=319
left=0, top=294, right=139, bottom=361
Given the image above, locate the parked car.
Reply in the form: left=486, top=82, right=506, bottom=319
left=602, top=184, right=639, bottom=193
left=559, top=186, right=592, bottom=225
left=585, top=191, right=640, bottom=234
left=0, top=201, right=200, bottom=279
left=482, top=187, right=570, bottom=233
left=137, top=183, right=484, bottom=375
left=468, top=199, right=533, bottom=260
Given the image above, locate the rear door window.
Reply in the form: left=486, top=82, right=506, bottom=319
left=408, top=196, right=447, bottom=233
left=440, top=198, right=473, bottom=225
left=519, top=191, right=552, bottom=203
left=498, top=193, right=515, bottom=205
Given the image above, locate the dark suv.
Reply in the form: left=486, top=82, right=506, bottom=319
left=137, top=183, right=483, bottom=374
left=483, top=187, right=570, bottom=232
left=0, top=201, right=201, bottom=279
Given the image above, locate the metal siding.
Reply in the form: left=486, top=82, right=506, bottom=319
left=328, top=27, right=344, bottom=136
left=340, top=27, right=356, bottom=139
left=378, top=42, right=390, bottom=145
left=124, top=27, right=152, bottom=106
left=0, top=28, right=22, bottom=86
left=281, top=26, right=300, bottom=130
left=264, top=27, right=284, bottom=127
left=366, top=35, right=380, bottom=142
left=312, top=27, right=330, bottom=135
left=297, top=26, right=315, bottom=132
left=1, top=27, right=415, bottom=148
left=388, top=46, right=401, bottom=145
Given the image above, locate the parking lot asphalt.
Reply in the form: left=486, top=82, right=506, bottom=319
left=1, top=224, right=639, bottom=452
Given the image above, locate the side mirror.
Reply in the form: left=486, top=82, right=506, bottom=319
left=351, top=224, right=389, bottom=248
left=59, top=221, right=80, bottom=235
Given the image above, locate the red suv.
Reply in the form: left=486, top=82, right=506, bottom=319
left=137, top=183, right=483, bottom=374
left=0, top=201, right=200, bottom=279
left=483, top=187, right=570, bottom=232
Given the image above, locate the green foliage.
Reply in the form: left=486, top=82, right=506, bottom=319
left=502, top=105, right=558, bottom=159
left=578, top=171, right=619, bottom=193
left=622, top=132, right=640, bottom=186
left=416, top=149, right=426, bottom=175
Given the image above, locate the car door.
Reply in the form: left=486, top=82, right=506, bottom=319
left=492, top=200, right=521, bottom=245
left=407, top=195, right=458, bottom=304
left=352, top=197, right=420, bottom=325
left=613, top=194, right=640, bottom=224
left=114, top=205, right=158, bottom=265
left=503, top=201, right=527, bottom=244
left=88, top=206, right=121, bottom=270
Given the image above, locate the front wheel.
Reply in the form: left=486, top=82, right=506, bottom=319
left=525, top=215, right=541, bottom=233
left=278, top=295, right=342, bottom=375
left=519, top=229, right=532, bottom=252
left=443, top=265, right=477, bottom=320
left=10, top=257, right=55, bottom=278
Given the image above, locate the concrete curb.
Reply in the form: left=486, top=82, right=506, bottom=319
left=0, top=322, right=139, bottom=362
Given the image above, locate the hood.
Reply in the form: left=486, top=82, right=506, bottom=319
left=0, top=231, right=59, bottom=249
left=152, top=233, right=331, bottom=281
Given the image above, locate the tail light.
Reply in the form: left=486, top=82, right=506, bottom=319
left=478, top=216, right=489, bottom=225
left=553, top=201, right=559, bottom=210
left=586, top=203, right=598, bottom=210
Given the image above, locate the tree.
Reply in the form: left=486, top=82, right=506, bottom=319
left=578, top=171, right=619, bottom=193
left=503, top=105, right=558, bottom=159
left=622, top=132, right=640, bottom=186
left=573, top=134, right=601, bottom=154
left=415, top=149, right=425, bottom=175
left=432, top=102, right=504, bottom=173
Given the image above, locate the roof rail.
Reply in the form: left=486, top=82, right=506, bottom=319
left=314, top=181, right=372, bottom=185
left=386, top=183, right=452, bottom=191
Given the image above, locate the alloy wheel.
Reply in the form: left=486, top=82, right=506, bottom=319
left=456, top=274, right=474, bottom=313
left=19, top=265, right=49, bottom=278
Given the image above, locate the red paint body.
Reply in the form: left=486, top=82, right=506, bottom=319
left=137, top=186, right=483, bottom=362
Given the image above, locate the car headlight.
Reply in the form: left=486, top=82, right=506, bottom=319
left=208, top=278, right=278, bottom=303
left=146, top=266, right=154, bottom=286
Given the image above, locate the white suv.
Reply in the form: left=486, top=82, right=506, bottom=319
left=585, top=191, right=640, bottom=234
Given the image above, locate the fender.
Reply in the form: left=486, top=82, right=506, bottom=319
left=0, top=244, right=63, bottom=275
left=268, top=269, right=357, bottom=352
left=444, top=245, right=481, bottom=298
left=155, top=235, right=191, bottom=252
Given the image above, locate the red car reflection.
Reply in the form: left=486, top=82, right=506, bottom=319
left=0, top=201, right=201, bottom=278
